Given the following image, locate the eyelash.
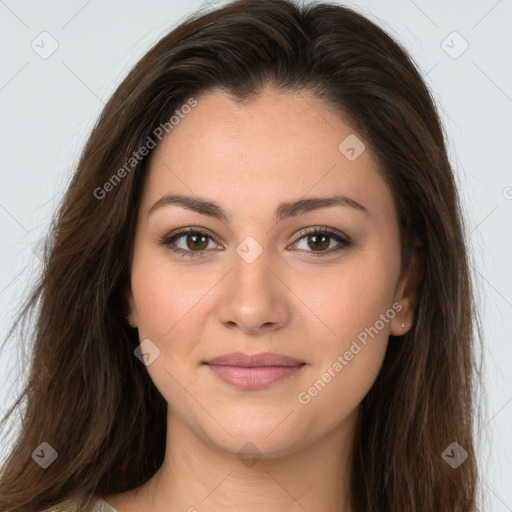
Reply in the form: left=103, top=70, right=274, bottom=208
left=159, top=225, right=352, bottom=259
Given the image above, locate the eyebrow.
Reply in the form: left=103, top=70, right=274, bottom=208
left=148, top=193, right=367, bottom=223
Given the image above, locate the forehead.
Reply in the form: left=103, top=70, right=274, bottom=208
left=141, top=88, right=393, bottom=222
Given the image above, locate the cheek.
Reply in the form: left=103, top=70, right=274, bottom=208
left=296, top=251, right=399, bottom=352
left=129, top=254, right=216, bottom=411
left=130, top=248, right=213, bottom=340
left=292, top=251, right=398, bottom=421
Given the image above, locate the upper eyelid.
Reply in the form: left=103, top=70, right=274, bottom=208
left=167, top=226, right=220, bottom=244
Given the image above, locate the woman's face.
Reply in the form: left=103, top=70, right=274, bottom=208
left=126, top=87, right=413, bottom=458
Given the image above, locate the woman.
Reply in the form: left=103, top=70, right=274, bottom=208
left=0, top=0, right=481, bottom=510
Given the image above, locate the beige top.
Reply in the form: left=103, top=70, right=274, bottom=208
left=40, top=497, right=118, bottom=512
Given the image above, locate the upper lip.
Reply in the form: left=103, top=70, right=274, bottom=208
left=204, top=352, right=305, bottom=367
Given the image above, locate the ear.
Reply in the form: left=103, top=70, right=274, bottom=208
left=390, top=243, right=420, bottom=336
left=124, top=283, right=138, bottom=328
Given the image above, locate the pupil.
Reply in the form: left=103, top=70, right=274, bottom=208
left=309, top=234, right=329, bottom=251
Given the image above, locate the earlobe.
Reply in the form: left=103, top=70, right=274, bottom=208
left=390, top=307, right=413, bottom=335
left=124, top=284, right=138, bottom=328
left=390, top=299, right=413, bottom=336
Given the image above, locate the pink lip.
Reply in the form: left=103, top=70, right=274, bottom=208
left=204, top=352, right=306, bottom=390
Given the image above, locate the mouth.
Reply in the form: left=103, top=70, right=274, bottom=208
left=203, top=352, right=306, bottom=390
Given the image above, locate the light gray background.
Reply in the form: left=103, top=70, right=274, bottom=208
left=0, top=0, right=510, bottom=510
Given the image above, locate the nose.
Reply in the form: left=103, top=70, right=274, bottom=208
left=215, top=249, right=290, bottom=335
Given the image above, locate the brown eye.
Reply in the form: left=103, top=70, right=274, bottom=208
left=185, top=233, right=209, bottom=251
left=292, top=227, right=352, bottom=256
left=161, top=227, right=221, bottom=259
left=306, top=233, right=331, bottom=251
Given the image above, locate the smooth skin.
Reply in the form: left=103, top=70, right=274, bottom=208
left=104, top=86, right=416, bottom=512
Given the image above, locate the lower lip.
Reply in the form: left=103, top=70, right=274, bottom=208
left=205, top=364, right=304, bottom=390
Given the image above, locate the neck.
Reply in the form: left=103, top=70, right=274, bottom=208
left=106, top=407, right=357, bottom=512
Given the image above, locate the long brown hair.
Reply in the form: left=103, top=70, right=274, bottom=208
left=0, top=1, right=483, bottom=510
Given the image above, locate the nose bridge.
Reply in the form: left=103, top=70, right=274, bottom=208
left=234, top=243, right=269, bottom=287
left=216, top=235, right=289, bottom=332
left=232, top=235, right=276, bottom=302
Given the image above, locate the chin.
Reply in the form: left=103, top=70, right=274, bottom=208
left=200, top=413, right=306, bottom=460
